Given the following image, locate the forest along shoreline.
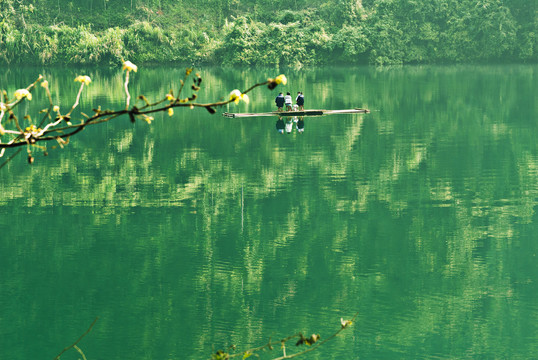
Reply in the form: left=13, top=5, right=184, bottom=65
left=0, top=0, right=536, bottom=67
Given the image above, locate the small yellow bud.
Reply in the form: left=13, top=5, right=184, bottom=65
left=53, top=105, right=60, bottom=112
left=168, top=108, right=174, bottom=117
left=25, top=125, right=37, bottom=133
left=14, top=89, right=32, bottom=101
left=166, top=94, right=175, bottom=101
left=275, top=74, right=287, bottom=85
left=230, top=90, right=250, bottom=104
left=122, top=60, right=138, bottom=72
left=74, top=75, right=92, bottom=85
left=229, top=89, right=241, bottom=103
left=41, top=80, right=49, bottom=88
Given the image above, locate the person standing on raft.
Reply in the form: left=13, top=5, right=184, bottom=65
left=284, top=92, right=293, bottom=111
left=275, top=92, right=285, bottom=111
left=296, top=91, right=304, bottom=111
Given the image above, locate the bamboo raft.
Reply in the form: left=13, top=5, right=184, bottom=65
left=222, top=108, right=370, bottom=118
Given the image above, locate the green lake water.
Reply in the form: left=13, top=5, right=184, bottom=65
left=0, top=65, right=537, bottom=359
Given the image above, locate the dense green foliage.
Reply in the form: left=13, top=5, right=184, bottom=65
left=0, top=0, right=536, bottom=66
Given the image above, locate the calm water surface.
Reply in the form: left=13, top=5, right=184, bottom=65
left=0, top=65, right=537, bottom=359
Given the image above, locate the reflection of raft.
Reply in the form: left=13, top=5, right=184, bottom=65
left=222, top=108, right=370, bottom=118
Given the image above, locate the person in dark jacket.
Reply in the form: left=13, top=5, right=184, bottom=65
left=275, top=92, right=285, bottom=111
left=296, top=91, right=305, bottom=110
left=296, top=117, right=305, bottom=133
left=276, top=117, right=285, bottom=133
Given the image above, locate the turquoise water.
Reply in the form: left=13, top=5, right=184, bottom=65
left=0, top=65, right=537, bottom=359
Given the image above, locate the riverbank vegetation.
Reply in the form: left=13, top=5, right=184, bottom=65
left=1, top=0, right=536, bottom=66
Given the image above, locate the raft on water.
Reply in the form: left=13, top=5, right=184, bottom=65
left=222, top=108, right=370, bottom=118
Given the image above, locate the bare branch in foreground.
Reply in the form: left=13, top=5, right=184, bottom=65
left=0, top=62, right=287, bottom=167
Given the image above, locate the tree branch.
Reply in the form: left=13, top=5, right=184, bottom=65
left=0, top=63, right=284, bottom=167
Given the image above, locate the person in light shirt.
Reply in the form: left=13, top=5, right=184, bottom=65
left=285, top=118, right=293, bottom=133
left=284, top=92, right=293, bottom=111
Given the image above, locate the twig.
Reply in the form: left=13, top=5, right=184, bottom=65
left=124, top=70, right=131, bottom=110
left=73, top=345, right=87, bottom=360
left=67, top=83, right=85, bottom=117
left=53, top=317, right=98, bottom=360
left=0, top=148, right=22, bottom=169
